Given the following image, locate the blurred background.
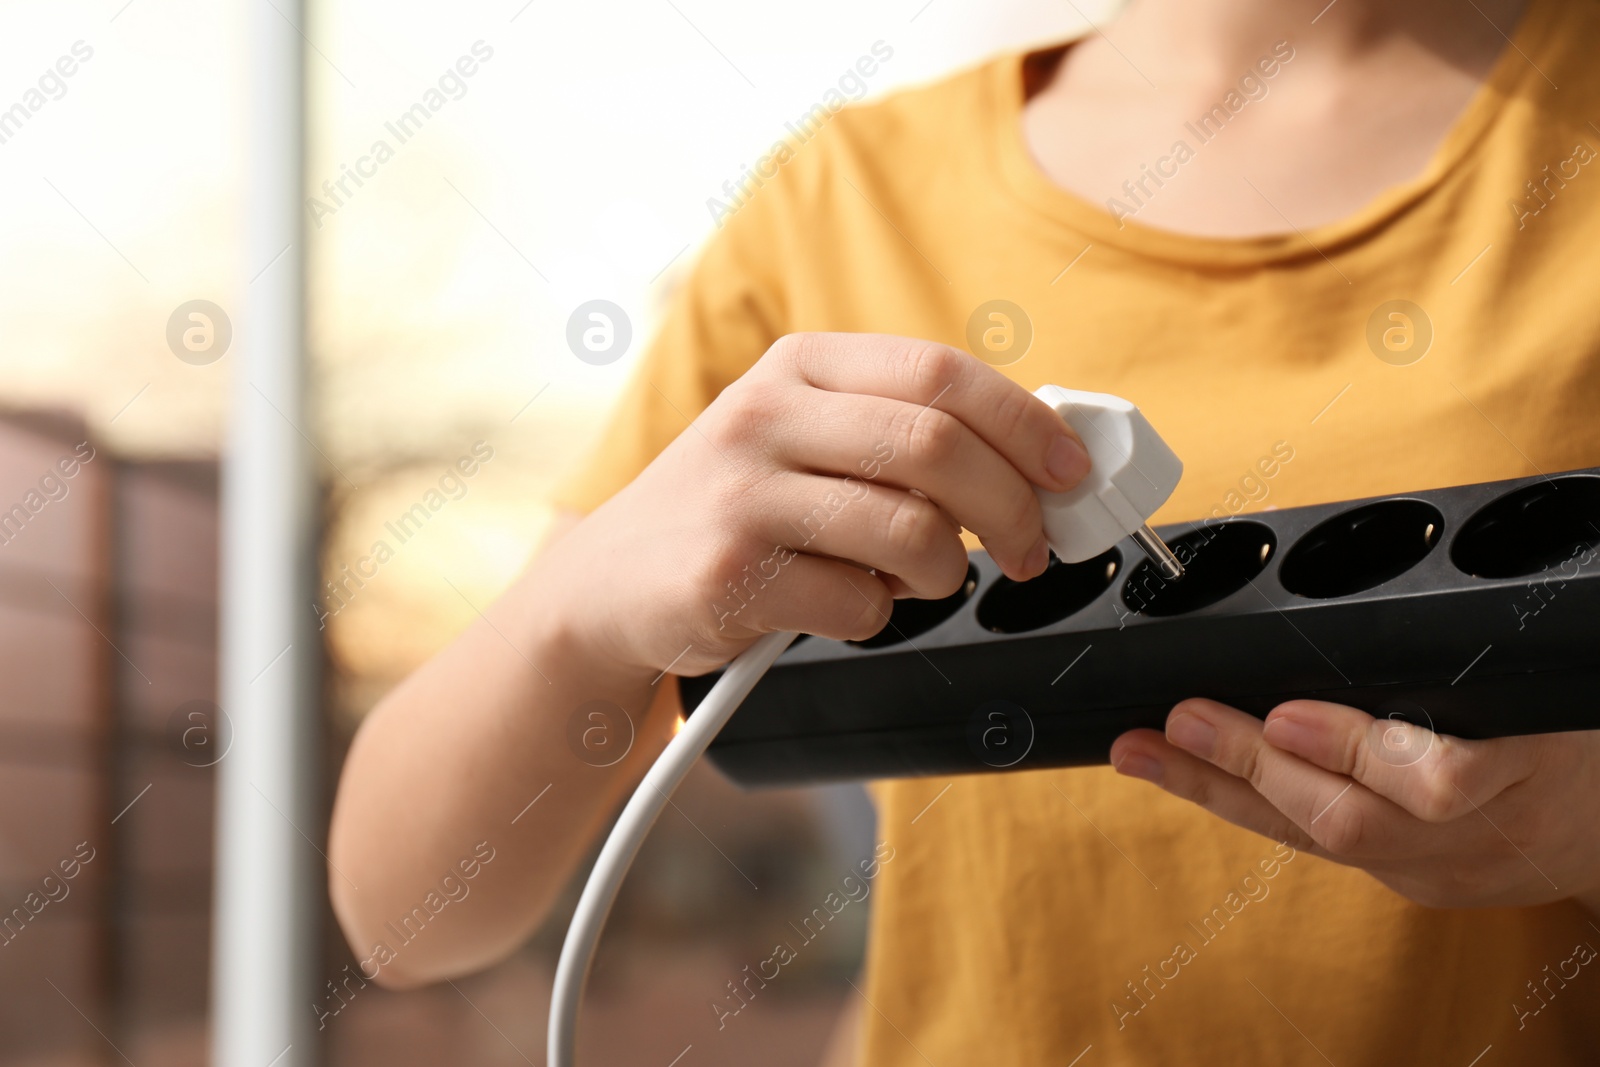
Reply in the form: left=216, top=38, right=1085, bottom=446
left=0, top=1, right=1114, bottom=1063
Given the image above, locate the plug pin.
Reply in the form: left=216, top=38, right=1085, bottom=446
left=1132, top=524, right=1185, bottom=581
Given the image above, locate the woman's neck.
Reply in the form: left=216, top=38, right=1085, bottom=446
left=1103, top=0, right=1528, bottom=84
left=1019, top=0, right=1537, bottom=237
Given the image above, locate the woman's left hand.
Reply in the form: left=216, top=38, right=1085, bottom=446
left=1110, top=698, right=1600, bottom=915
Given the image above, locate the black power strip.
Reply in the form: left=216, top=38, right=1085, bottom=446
left=681, top=467, right=1600, bottom=788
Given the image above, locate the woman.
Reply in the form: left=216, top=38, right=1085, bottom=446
left=329, top=0, right=1600, bottom=1060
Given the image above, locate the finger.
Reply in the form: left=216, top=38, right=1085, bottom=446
left=777, top=390, right=1047, bottom=580
left=726, top=553, right=895, bottom=643
left=1110, top=729, right=1318, bottom=853
left=1261, top=700, right=1544, bottom=822
left=1158, top=698, right=1416, bottom=859
left=772, top=333, right=1092, bottom=493
left=757, top=472, right=969, bottom=600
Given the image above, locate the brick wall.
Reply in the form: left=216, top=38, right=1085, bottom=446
left=0, top=412, right=218, bottom=1066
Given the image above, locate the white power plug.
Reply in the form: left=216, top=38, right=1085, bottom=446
left=1033, top=385, right=1186, bottom=579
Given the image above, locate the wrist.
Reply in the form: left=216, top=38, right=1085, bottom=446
left=516, top=523, right=663, bottom=696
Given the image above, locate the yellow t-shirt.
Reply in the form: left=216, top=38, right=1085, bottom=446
left=554, top=0, right=1600, bottom=1061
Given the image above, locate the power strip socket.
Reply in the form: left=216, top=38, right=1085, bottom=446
left=682, top=467, right=1600, bottom=787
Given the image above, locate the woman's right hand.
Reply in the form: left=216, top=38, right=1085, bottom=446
left=543, top=332, right=1094, bottom=681
left=329, top=332, right=1095, bottom=986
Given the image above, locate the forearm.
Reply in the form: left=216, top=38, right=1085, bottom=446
left=327, top=535, right=677, bottom=987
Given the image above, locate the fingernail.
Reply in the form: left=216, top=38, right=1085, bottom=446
left=1167, top=712, right=1217, bottom=759
left=1023, top=535, right=1050, bottom=578
left=1046, top=434, right=1091, bottom=487
left=1114, top=752, right=1164, bottom=785
left=1263, top=716, right=1317, bottom=756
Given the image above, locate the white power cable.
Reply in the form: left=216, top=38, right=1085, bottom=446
left=547, top=386, right=1184, bottom=1065
left=548, top=629, right=798, bottom=1067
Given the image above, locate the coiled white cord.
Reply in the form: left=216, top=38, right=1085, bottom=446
left=548, top=629, right=798, bottom=1067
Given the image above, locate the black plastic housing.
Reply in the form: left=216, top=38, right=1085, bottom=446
left=682, top=467, right=1600, bottom=788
